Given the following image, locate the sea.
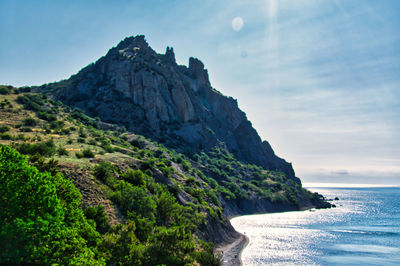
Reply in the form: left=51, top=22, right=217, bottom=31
left=231, top=185, right=400, bottom=265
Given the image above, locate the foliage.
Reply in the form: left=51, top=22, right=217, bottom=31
left=121, top=169, right=146, bottom=186
left=23, top=117, right=37, bottom=126
left=82, top=148, right=95, bottom=158
left=0, top=125, right=10, bottom=133
left=93, top=162, right=113, bottom=182
left=15, top=139, right=56, bottom=157
left=84, top=205, right=110, bottom=234
left=57, top=145, right=69, bottom=156
left=0, top=145, right=102, bottom=264
left=111, top=181, right=157, bottom=220
left=0, top=87, right=10, bottom=94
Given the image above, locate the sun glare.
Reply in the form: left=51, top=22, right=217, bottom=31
left=268, top=0, right=278, bottom=19
left=232, top=16, right=244, bottom=31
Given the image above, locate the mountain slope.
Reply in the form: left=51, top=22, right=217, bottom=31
left=42, top=35, right=295, bottom=179
left=0, top=36, right=332, bottom=263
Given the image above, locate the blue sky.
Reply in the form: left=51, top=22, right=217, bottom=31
left=1, top=0, right=399, bottom=184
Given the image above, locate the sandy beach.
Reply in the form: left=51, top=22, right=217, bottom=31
left=216, top=234, right=249, bottom=266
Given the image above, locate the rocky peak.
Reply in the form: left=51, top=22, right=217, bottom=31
left=165, top=46, right=176, bottom=65
left=47, top=35, right=297, bottom=179
left=116, top=35, right=149, bottom=50
left=112, top=35, right=155, bottom=60
left=188, top=57, right=210, bottom=86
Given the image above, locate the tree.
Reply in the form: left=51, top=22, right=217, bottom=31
left=0, top=145, right=102, bottom=264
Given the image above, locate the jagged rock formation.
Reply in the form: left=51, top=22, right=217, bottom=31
left=45, top=35, right=296, bottom=179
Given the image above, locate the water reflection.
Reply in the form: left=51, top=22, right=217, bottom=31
left=231, top=187, right=400, bottom=265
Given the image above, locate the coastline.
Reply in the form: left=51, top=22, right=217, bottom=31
left=217, top=203, right=329, bottom=265
left=216, top=233, right=249, bottom=266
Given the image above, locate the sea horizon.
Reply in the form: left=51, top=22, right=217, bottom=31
left=303, top=182, right=400, bottom=188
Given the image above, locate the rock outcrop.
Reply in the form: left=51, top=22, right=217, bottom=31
left=45, top=35, right=296, bottom=179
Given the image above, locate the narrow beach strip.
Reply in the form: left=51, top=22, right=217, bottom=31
left=216, top=234, right=249, bottom=266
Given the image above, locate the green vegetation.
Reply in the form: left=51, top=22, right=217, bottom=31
left=195, top=146, right=301, bottom=205
left=15, top=139, right=57, bottom=157
left=0, top=145, right=102, bottom=264
left=0, top=125, right=10, bottom=133
left=0, top=86, right=10, bottom=95
left=0, top=89, right=322, bottom=264
left=23, top=117, right=37, bottom=126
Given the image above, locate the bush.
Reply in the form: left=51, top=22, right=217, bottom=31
left=0, top=125, right=10, bottom=133
left=57, top=146, right=69, bottom=156
left=93, top=162, right=113, bottom=182
left=82, top=148, right=94, bottom=158
left=130, top=138, right=145, bottom=148
left=23, top=117, right=37, bottom=126
left=19, top=127, right=33, bottom=132
left=15, top=139, right=56, bottom=157
left=84, top=205, right=110, bottom=234
left=0, top=133, right=13, bottom=140
left=110, top=181, right=156, bottom=220
left=79, top=127, right=87, bottom=138
left=50, top=120, right=64, bottom=130
left=102, top=144, right=114, bottom=153
left=38, top=112, right=56, bottom=122
left=122, top=169, right=146, bottom=187
left=0, top=87, right=10, bottom=94
left=0, top=145, right=102, bottom=264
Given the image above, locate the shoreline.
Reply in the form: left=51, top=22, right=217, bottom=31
left=216, top=233, right=249, bottom=266
left=217, top=205, right=328, bottom=265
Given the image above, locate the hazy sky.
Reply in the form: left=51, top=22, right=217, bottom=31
left=1, top=0, right=399, bottom=184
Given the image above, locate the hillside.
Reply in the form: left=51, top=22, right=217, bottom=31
left=0, top=37, right=330, bottom=264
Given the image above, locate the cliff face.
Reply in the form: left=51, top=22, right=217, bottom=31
left=46, top=35, right=296, bottom=179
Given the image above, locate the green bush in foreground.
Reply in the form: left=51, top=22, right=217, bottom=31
left=0, top=145, right=102, bottom=264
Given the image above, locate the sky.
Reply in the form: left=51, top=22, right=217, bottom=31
left=1, top=0, right=399, bottom=184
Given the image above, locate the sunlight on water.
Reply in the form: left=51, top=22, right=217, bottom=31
left=231, top=187, right=400, bottom=265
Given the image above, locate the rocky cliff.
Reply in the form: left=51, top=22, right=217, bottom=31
left=44, top=35, right=296, bottom=180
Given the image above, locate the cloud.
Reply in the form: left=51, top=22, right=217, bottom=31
left=331, top=170, right=349, bottom=175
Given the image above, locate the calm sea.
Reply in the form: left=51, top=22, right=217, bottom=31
left=231, top=186, right=400, bottom=265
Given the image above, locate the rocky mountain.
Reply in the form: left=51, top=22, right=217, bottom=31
left=44, top=35, right=296, bottom=180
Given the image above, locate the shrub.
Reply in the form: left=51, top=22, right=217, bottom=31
left=93, top=162, right=113, bottom=182
left=0, top=145, right=101, bottom=264
left=82, top=148, right=94, bottom=158
left=0, top=133, right=13, bottom=140
left=79, top=127, right=87, bottom=138
left=57, top=146, right=69, bottom=156
left=84, top=205, right=110, bottom=234
left=49, top=120, right=64, bottom=130
left=15, top=139, right=56, bottom=157
left=19, top=127, right=33, bottom=132
left=102, top=144, right=114, bottom=153
left=110, top=181, right=156, bottom=220
left=38, top=112, right=56, bottom=122
left=0, top=125, right=10, bottom=133
left=23, top=117, right=37, bottom=126
left=122, top=169, right=146, bottom=187
left=0, top=87, right=10, bottom=94
left=130, top=138, right=145, bottom=148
